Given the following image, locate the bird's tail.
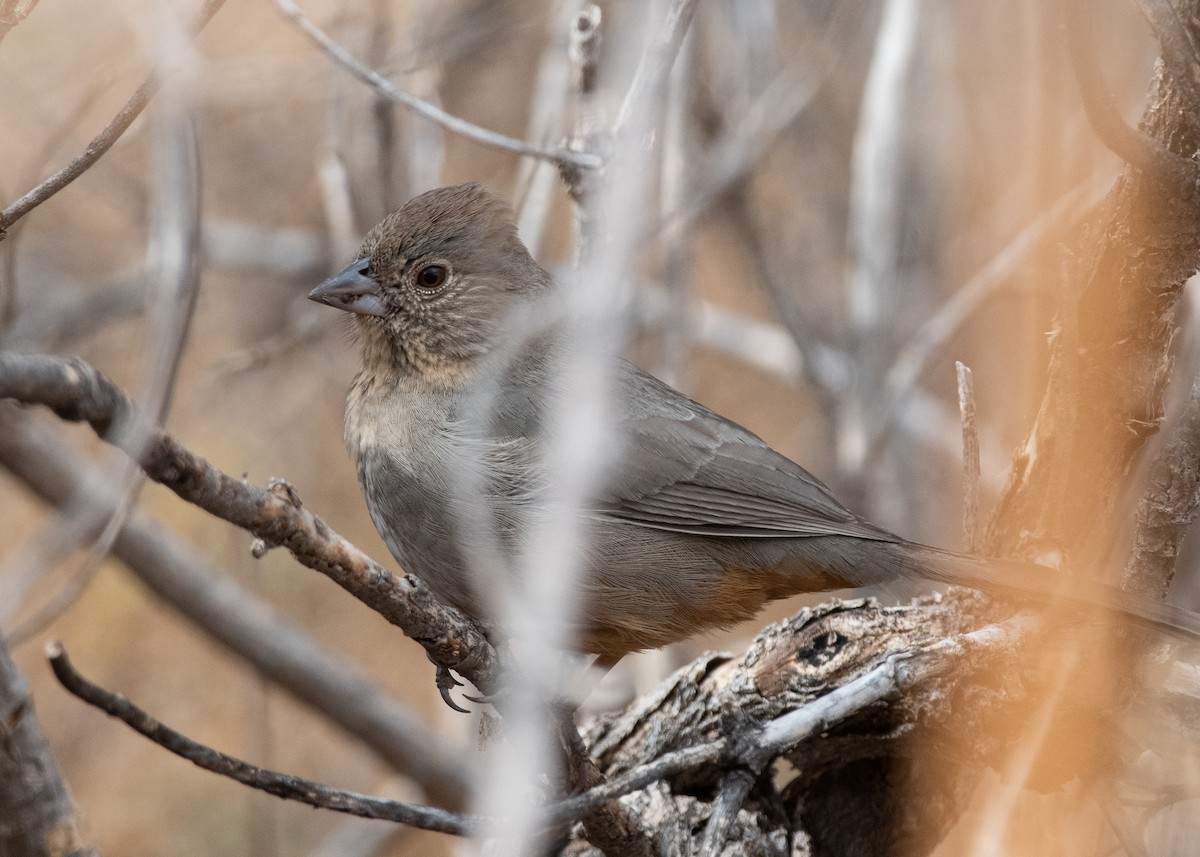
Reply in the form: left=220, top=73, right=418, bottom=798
left=896, top=540, right=1200, bottom=643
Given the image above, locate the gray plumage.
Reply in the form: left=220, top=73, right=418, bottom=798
left=310, top=182, right=1200, bottom=660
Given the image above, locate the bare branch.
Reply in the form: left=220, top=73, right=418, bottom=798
left=9, top=101, right=206, bottom=642
left=47, top=642, right=477, bottom=836
left=957, top=361, right=981, bottom=554
left=1061, top=0, right=1200, bottom=200
left=0, top=407, right=470, bottom=809
left=570, top=5, right=602, bottom=98
left=0, top=69, right=121, bottom=338
left=547, top=607, right=1049, bottom=830
left=1123, top=371, right=1200, bottom=599
left=728, top=190, right=845, bottom=410
left=983, top=24, right=1200, bottom=569
left=272, top=0, right=600, bottom=173
left=566, top=4, right=605, bottom=257
left=0, top=0, right=227, bottom=236
left=0, top=354, right=500, bottom=695
left=659, top=2, right=867, bottom=242
left=512, top=1, right=584, bottom=247
left=555, top=710, right=653, bottom=857
left=699, top=769, right=756, bottom=856
left=0, top=634, right=95, bottom=857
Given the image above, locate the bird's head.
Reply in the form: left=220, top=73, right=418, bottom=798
left=309, top=183, right=550, bottom=387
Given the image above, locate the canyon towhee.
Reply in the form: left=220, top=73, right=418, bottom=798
left=310, top=182, right=1199, bottom=672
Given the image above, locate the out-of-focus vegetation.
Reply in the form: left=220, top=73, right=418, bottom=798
left=2, top=0, right=1197, bottom=854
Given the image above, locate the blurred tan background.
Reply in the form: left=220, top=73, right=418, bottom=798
left=2, top=0, right=1188, bottom=854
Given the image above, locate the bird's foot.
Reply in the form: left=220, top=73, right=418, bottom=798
left=435, top=665, right=472, bottom=714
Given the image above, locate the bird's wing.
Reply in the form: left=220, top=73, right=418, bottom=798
left=596, top=362, right=895, bottom=540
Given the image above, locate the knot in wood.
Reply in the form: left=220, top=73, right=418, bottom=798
left=265, top=478, right=303, bottom=507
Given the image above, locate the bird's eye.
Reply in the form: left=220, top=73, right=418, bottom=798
left=415, top=264, right=448, bottom=290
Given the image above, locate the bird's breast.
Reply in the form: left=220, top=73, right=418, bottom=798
left=345, top=378, right=483, bottom=609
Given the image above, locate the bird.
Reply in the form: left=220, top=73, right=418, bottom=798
left=309, top=182, right=1200, bottom=691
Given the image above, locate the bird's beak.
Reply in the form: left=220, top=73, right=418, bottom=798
left=308, top=258, right=387, bottom=318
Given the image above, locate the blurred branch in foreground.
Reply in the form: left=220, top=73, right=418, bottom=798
left=0, top=0, right=38, bottom=47
left=0, top=0, right=227, bottom=236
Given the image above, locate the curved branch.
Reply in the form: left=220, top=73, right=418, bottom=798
left=1137, top=0, right=1200, bottom=143
left=1061, top=0, right=1200, bottom=199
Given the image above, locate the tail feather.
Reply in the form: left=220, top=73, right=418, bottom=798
left=904, top=542, right=1200, bottom=643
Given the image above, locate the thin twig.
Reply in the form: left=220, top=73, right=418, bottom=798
left=700, top=768, right=757, bottom=856
left=659, top=1, right=867, bottom=243
left=47, top=642, right=478, bottom=836
left=317, top=144, right=359, bottom=263
left=272, top=0, right=600, bottom=172
left=957, top=361, right=981, bottom=554
left=570, top=4, right=603, bottom=98
left=514, top=0, right=585, bottom=244
left=0, top=69, right=120, bottom=338
left=0, top=0, right=227, bottom=235
left=367, top=0, right=397, bottom=211
left=567, top=4, right=604, bottom=257
left=654, top=17, right=694, bottom=389
left=728, top=190, right=845, bottom=411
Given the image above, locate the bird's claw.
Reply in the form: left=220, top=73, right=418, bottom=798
left=435, top=665, right=472, bottom=714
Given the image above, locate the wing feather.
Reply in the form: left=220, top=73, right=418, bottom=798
left=598, top=362, right=894, bottom=541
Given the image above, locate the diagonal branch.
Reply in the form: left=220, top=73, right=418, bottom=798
left=0, top=0, right=227, bottom=236
left=0, top=406, right=470, bottom=808
left=0, top=353, right=500, bottom=695
left=273, top=0, right=600, bottom=173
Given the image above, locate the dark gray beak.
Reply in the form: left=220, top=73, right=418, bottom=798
left=308, top=258, right=387, bottom=318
